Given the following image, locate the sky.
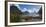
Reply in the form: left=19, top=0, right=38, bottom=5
left=15, top=4, right=41, bottom=13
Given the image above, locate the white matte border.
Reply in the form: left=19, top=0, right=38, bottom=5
left=8, top=2, right=44, bottom=25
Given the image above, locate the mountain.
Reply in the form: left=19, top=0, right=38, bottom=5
left=38, top=7, right=42, bottom=15
left=10, top=5, right=22, bottom=14
left=23, top=11, right=29, bottom=15
left=10, top=5, right=23, bottom=22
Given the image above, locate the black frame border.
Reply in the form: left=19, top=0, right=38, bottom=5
left=5, top=1, right=45, bottom=26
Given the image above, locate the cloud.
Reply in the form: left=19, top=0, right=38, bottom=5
left=15, top=4, right=41, bottom=13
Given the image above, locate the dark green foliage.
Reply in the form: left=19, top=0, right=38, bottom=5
left=10, top=5, right=22, bottom=22
left=14, top=16, right=21, bottom=22
left=10, top=15, right=21, bottom=22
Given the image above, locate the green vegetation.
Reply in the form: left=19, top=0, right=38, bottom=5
left=10, top=5, right=23, bottom=22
